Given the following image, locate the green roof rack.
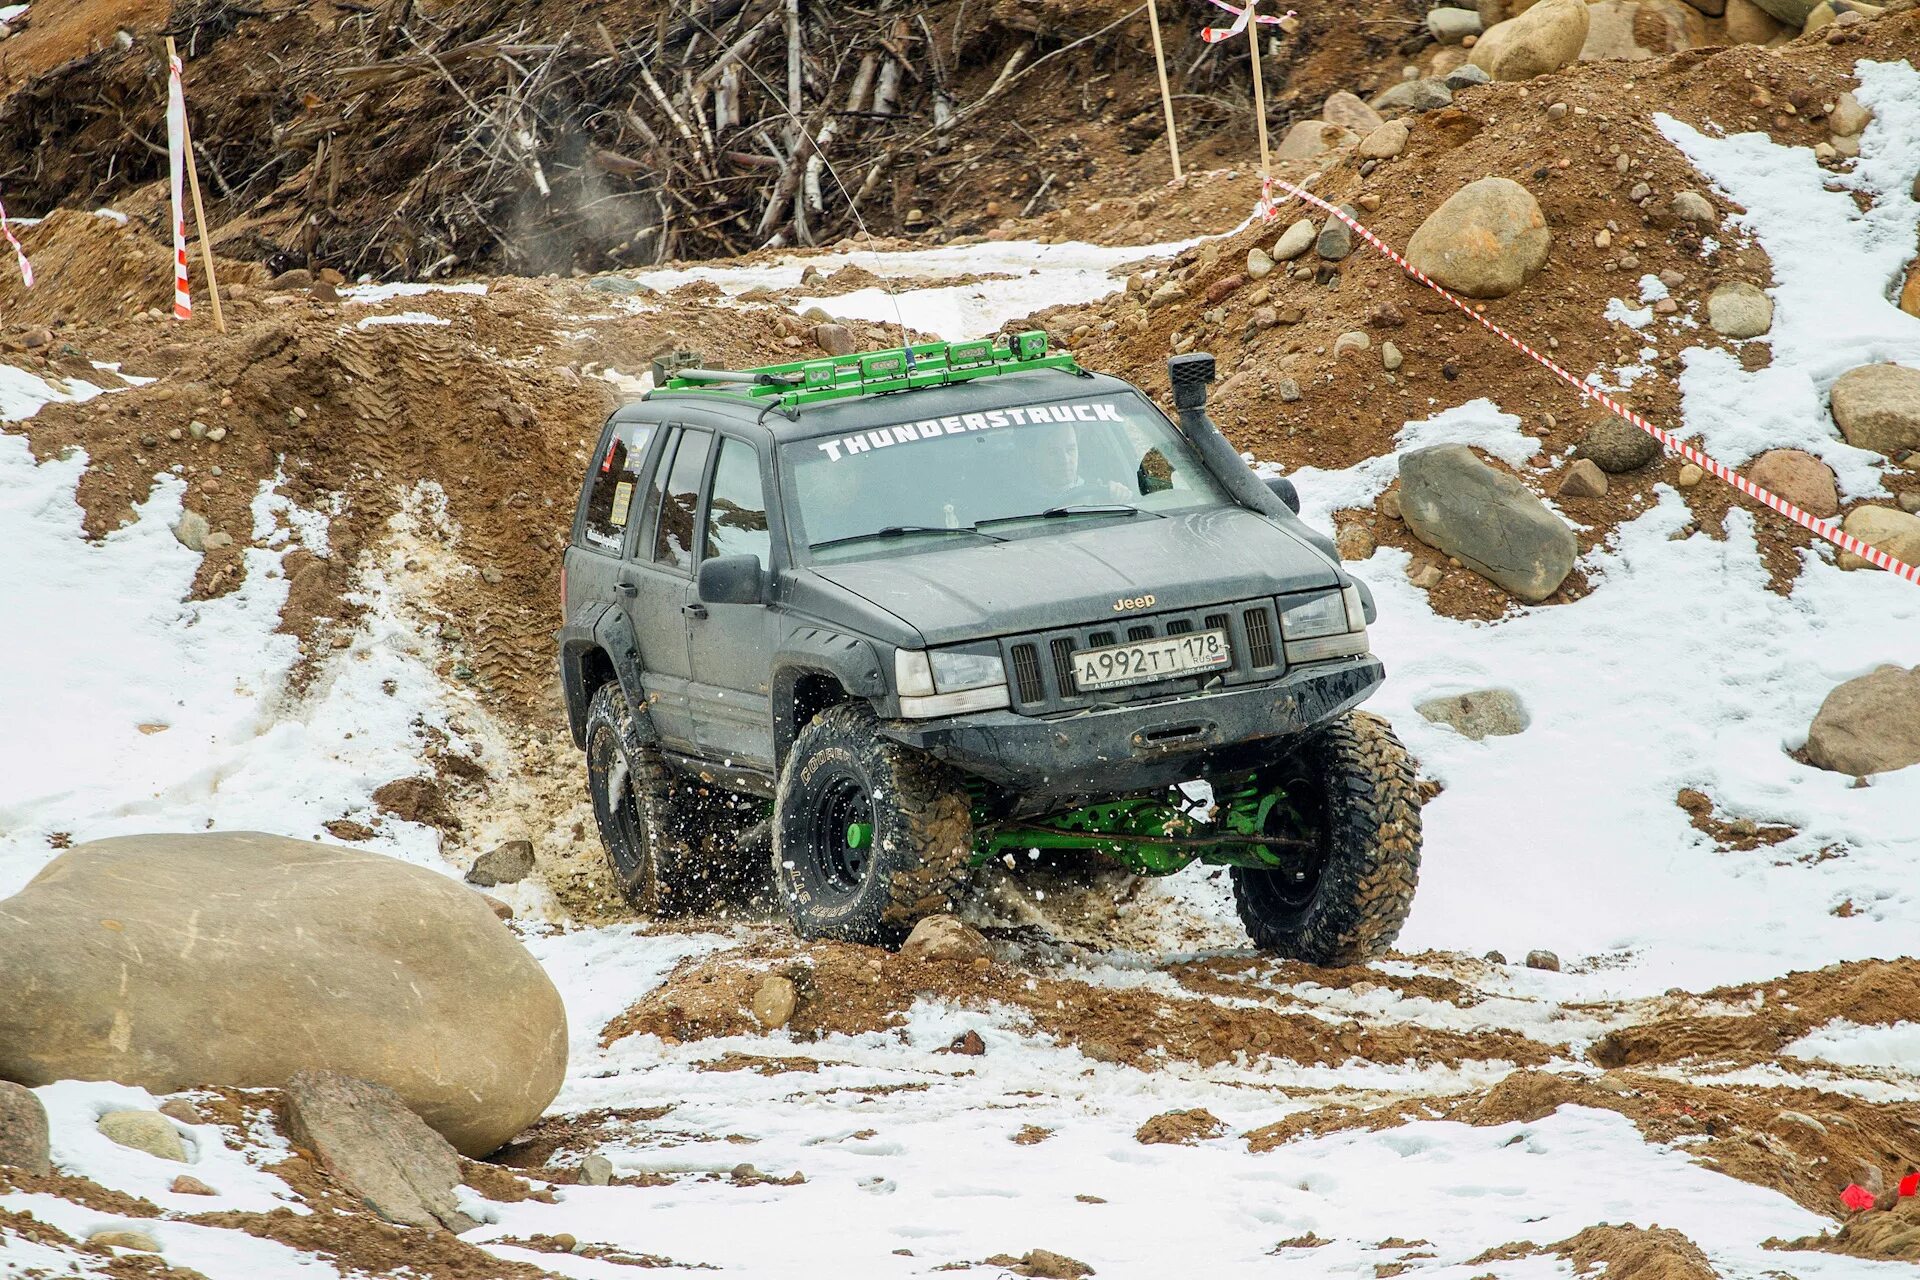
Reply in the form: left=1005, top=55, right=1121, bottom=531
left=660, top=330, right=1078, bottom=408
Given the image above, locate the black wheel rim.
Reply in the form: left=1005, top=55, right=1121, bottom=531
left=589, top=725, right=647, bottom=888
left=1259, top=769, right=1330, bottom=914
left=807, top=769, right=875, bottom=902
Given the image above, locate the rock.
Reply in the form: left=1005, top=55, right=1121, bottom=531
left=752, top=975, right=798, bottom=1029
left=1379, top=489, right=1403, bottom=520
left=1408, top=562, right=1444, bottom=589
left=1831, top=363, right=1920, bottom=456
left=1669, top=190, right=1714, bottom=224
left=1399, top=444, right=1578, bottom=601
left=477, top=892, right=514, bottom=921
left=1578, top=416, right=1661, bottom=473
left=1829, top=91, right=1870, bottom=136
left=951, top=1029, right=987, bottom=1056
left=1276, top=120, right=1359, bottom=161
left=1333, top=331, right=1372, bottom=359
left=1273, top=220, right=1317, bottom=261
left=1677, top=464, right=1704, bottom=487
left=1806, top=666, right=1920, bottom=775
left=812, top=323, right=857, bottom=356
left=1469, top=0, right=1590, bottom=79
left=1359, top=120, right=1410, bottom=160
left=1405, top=177, right=1551, bottom=299
left=98, top=1111, right=188, bottom=1162
left=1748, top=449, right=1838, bottom=517
left=1321, top=91, right=1384, bottom=133
left=1147, top=281, right=1187, bottom=308
left=201, top=531, right=235, bottom=552
left=1707, top=281, right=1773, bottom=338
left=464, top=839, right=535, bottom=887
left=1336, top=525, right=1377, bottom=560
left=900, top=914, right=991, bottom=963
left=1836, top=506, right=1920, bottom=572
left=1416, top=688, right=1531, bottom=739
left=799, top=305, right=835, bottom=324
left=587, top=275, right=645, bottom=296
left=1902, top=491, right=1920, bottom=514
left=1428, top=5, right=1486, bottom=40
left=1580, top=0, right=1706, bottom=59
left=90, top=1229, right=163, bottom=1252
left=0, top=832, right=566, bottom=1157
left=1381, top=340, right=1404, bottom=371
left=0, top=1082, right=50, bottom=1175
left=1204, top=274, right=1246, bottom=304
left=1724, top=0, right=1790, bottom=36
left=1317, top=214, right=1355, bottom=261
left=1372, top=79, right=1454, bottom=115
left=1015, top=1249, right=1094, bottom=1278
left=1277, top=378, right=1303, bottom=402
left=1525, top=949, right=1562, bottom=972
left=580, top=1154, right=614, bottom=1186
left=285, top=1070, right=477, bottom=1231
left=170, top=1174, right=216, bottom=1195
left=1899, top=260, right=1920, bottom=318
left=1246, top=247, right=1274, bottom=279
left=271, top=268, right=313, bottom=289
left=1445, top=63, right=1494, bottom=89
left=158, top=1098, right=202, bottom=1125
left=1748, top=0, right=1818, bottom=19
left=172, top=510, right=210, bottom=552
left=206, top=426, right=228, bottom=443
left=1555, top=458, right=1610, bottom=498
left=1252, top=305, right=1279, bottom=328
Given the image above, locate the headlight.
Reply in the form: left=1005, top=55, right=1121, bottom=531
left=930, top=650, right=1005, bottom=692
left=1278, top=590, right=1348, bottom=640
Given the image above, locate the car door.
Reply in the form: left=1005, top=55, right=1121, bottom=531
left=687, top=433, right=781, bottom=769
left=618, top=425, right=712, bottom=750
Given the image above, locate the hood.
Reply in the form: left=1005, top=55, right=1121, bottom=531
left=804, top=506, right=1340, bottom=646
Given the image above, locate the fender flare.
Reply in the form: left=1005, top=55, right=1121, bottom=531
left=559, top=604, right=658, bottom=750
left=770, top=626, right=889, bottom=766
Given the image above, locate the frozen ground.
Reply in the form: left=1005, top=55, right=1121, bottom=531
left=5, top=59, right=1920, bottom=1280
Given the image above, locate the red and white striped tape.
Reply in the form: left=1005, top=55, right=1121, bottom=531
left=167, top=52, right=191, bottom=320
left=0, top=194, right=32, bottom=288
left=1266, top=177, right=1920, bottom=586
left=1199, top=0, right=1291, bottom=43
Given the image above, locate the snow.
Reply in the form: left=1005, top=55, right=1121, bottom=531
left=340, top=280, right=488, bottom=304
left=353, top=310, right=450, bottom=328
left=1784, top=1020, right=1920, bottom=1073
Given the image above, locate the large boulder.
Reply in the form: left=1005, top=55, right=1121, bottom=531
left=285, top=1070, right=476, bottom=1232
left=1276, top=120, right=1359, bottom=161
left=1747, top=449, right=1838, bottom=518
left=1320, top=91, right=1385, bottom=133
left=1805, top=666, right=1920, bottom=776
left=1416, top=689, right=1531, bottom=739
left=1398, top=445, right=1578, bottom=601
left=1577, top=416, right=1661, bottom=473
left=1371, top=79, right=1453, bottom=115
left=1406, top=178, right=1551, bottom=299
left=1830, top=363, right=1920, bottom=457
left=0, top=1082, right=49, bottom=1176
left=1707, top=281, right=1773, bottom=338
left=1469, top=0, right=1590, bottom=80
left=1747, top=0, right=1820, bottom=22
left=1724, top=0, right=1789, bottom=38
left=1836, top=506, right=1920, bottom=572
left=1580, top=0, right=1706, bottom=59
left=0, top=832, right=566, bottom=1157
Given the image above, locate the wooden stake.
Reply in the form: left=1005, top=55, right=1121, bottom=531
left=1144, top=0, right=1183, bottom=181
left=166, top=38, right=226, bottom=335
left=1243, top=0, right=1271, bottom=182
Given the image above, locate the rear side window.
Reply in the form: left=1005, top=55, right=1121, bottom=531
left=704, top=438, right=771, bottom=564
left=652, top=428, right=713, bottom=572
left=579, top=421, right=655, bottom=553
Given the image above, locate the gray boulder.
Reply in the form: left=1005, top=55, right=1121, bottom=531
left=1406, top=178, right=1551, bottom=299
left=1830, top=363, right=1920, bottom=457
left=1371, top=79, right=1454, bottom=115
left=1399, top=445, right=1578, bottom=602
left=99, top=1110, right=188, bottom=1162
left=1748, top=0, right=1819, bottom=21
left=1428, top=6, right=1486, bottom=41
left=1805, top=666, right=1920, bottom=776
left=285, top=1070, right=476, bottom=1232
left=1445, top=64, right=1494, bottom=90
left=1707, top=281, right=1773, bottom=338
left=1417, top=689, right=1531, bottom=739
left=900, top=914, right=992, bottom=963
left=1470, top=0, right=1591, bottom=80
left=465, top=839, right=535, bottom=887
left=1578, top=416, right=1662, bottom=473
left=0, top=832, right=566, bottom=1157
left=0, top=1082, right=49, bottom=1176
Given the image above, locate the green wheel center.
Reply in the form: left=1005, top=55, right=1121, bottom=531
left=845, top=821, right=873, bottom=850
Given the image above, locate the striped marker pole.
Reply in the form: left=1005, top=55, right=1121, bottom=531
left=0, top=194, right=32, bottom=288
left=1268, top=177, right=1920, bottom=586
left=167, top=48, right=191, bottom=320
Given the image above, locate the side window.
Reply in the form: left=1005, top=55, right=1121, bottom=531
left=652, top=428, right=713, bottom=572
left=579, top=421, right=655, bottom=552
left=703, top=438, right=771, bottom=564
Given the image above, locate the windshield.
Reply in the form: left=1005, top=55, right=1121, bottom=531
left=780, top=393, right=1228, bottom=562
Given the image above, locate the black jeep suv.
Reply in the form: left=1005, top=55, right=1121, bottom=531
left=558, top=337, right=1421, bottom=964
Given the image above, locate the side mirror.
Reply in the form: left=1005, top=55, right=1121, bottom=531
left=1265, top=476, right=1301, bottom=515
left=697, top=554, right=764, bottom=605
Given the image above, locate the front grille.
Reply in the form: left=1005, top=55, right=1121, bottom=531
left=1000, top=599, right=1284, bottom=714
left=1010, top=643, right=1044, bottom=703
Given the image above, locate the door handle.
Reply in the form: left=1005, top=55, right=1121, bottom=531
left=616, top=582, right=638, bottom=598
left=683, top=602, right=709, bottom=620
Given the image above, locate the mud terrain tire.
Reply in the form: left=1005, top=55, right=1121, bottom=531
left=773, top=704, right=973, bottom=946
left=585, top=682, right=732, bottom=916
left=1231, top=711, right=1422, bottom=965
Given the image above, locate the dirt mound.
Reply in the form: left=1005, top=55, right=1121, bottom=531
left=1777, top=1195, right=1920, bottom=1262
left=1135, top=1108, right=1226, bottom=1144
left=601, top=937, right=1554, bottom=1071
left=1038, top=15, right=1920, bottom=611
left=1555, top=1224, right=1720, bottom=1280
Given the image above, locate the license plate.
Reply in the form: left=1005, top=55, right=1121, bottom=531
left=1071, top=628, right=1230, bottom=691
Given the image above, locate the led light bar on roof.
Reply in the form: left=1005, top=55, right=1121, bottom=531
left=659, top=331, right=1079, bottom=408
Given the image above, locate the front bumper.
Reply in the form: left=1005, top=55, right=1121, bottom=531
left=878, top=655, right=1384, bottom=799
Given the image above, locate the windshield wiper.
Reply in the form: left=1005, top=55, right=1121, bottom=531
left=810, top=524, right=1006, bottom=551
left=979, top=503, right=1165, bottom=527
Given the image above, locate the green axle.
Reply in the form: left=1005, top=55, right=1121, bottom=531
left=970, top=780, right=1309, bottom=876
